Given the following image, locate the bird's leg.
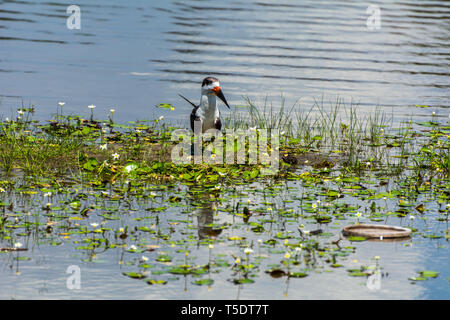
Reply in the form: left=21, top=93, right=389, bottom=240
left=192, top=119, right=203, bottom=162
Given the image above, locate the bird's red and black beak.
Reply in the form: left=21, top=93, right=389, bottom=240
left=212, top=86, right=230, bottom=109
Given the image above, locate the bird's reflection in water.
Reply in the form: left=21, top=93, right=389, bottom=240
left=187, top=185, right=224, bottom=240
left=196, top=200, right=223, bottom=240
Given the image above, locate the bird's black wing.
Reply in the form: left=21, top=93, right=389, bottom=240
left=214, top=117, right=222, bottom=131
left=179, top=94, right=201, bottom=132
left=190, top=106, right=201, bottom=132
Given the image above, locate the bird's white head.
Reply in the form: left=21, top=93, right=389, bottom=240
left=201, top=76, right=230, bottom=109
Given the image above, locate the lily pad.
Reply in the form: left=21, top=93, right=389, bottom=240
left=347, top=236, right=367, bottom=242
left=193, top=279, right=214, bottom=286
left=156, top=254, right=172, bottom=262
left=419, top=270, right=439, bottom=278
left=156, top=103, right=175, bottom=109
left=288, top=272, right=308, bottom=278
left=347, top=270, right=369, bottom=277
left=233, top=278, right=255, bottom=284
left=146, top=279, right=167, bottom=285
left=122, top=272, right=146, bottom=279
left=266, top=268, right=287, bottom=278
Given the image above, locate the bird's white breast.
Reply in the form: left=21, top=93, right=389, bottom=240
left=197, top=94, right=219, bottom=131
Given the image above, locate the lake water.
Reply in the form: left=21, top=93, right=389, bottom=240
left=0, top=0, right=449, bottom=301
left=0, top=178, right=449, bottom=300
left=0, top=0, right=449, bottom=125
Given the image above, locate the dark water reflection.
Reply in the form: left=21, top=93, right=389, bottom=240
left=0, top=0, right=448, bottom=125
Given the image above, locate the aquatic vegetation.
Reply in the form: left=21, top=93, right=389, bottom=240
left=0, top=100, right=448, bottom=298
left=409, top=270, right=440, bottom=282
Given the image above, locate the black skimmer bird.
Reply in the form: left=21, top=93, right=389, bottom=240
left=179, top=77, right=230, bottom=133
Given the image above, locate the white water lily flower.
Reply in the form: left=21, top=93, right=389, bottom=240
left=141, top=256, right=148, bottom=262
left=88, top=105, right=96, bottom=109
left=110, top=109, right=115, bottom=114
left=0, top=187, right=5, bottom=193
left=244, top=248, right=253, bottom=255
left=14, top=242, right=23, bottom=249
left=129, top=245, right=137, bottom=251
left=58, top=102, right=65, bottom=106
left=284, top=252, right=291, bottom=259
left=112, top=153, right=120, bottom=160
left=90, top=223, right=99, bottom=229
left=159, top=116, right=164, bottom=121
left=100, top=144, right=107, bottom=150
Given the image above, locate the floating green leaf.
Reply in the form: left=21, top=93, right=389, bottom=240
left=83, top=157, right=98, bottom=171
left=146, top=279, right=167, bottom=285
left=419, top=270, right=439, bottom=278
left=193, top=279, right=214, bottom=286
left=156, top=103, right=174, bottom=109
left=288, top=272, right=308, bottom=278
left=156, top=254, right=172, bottom=263
left=122, top=272, right=146, bottom=279
left=347, top=236, right=367, bottom=242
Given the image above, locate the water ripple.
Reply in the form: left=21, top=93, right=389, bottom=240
left=0, top=0, right=448, bottom=122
